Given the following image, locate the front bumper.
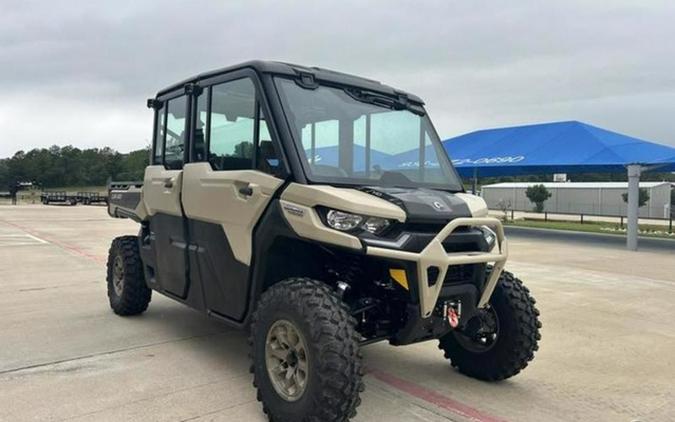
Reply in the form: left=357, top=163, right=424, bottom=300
left=365, top=217, right=508, bottom=318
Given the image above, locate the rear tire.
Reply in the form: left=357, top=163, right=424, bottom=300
left=439, top=269, right=541, bottom=381
left=106, top=235, right=151, bottom=316
left=249, top=278, right=363, bottom=422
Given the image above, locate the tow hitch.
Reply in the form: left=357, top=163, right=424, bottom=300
left=442, top=300, right=462, bottom=329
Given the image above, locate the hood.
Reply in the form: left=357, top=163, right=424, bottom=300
left=359, top=187, right=475, bottom=223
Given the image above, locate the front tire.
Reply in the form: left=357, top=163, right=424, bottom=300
left=249, top=278, right=363, bottom=422
left=439, top=270, right=541, bottom=381
left=106, top=235, right=151, bottom=316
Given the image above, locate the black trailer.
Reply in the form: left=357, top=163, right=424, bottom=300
left=40, top=191, right=77, bottom=205
left=76, top=192, right=108, bottom=205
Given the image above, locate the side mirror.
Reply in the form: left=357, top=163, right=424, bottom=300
left=147, top=98, right=163, bottom=109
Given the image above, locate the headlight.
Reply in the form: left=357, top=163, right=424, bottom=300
left=362, top=216, right=391, bottom=234
left=479, top=225, right=497, bottom=250
left=323, top=209, right=392, bottom=235
left=326, top=210, right=364, bottom=231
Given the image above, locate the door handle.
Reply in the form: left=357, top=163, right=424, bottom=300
left=238, top=186, right=253, bottom=196
left=164, top=178, right=174, bottom=188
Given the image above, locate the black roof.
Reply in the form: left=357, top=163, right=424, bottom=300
left=156, top=60, right=424, bottom=104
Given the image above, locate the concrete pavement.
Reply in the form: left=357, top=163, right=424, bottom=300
left=1, top=205, right=673, bottom=421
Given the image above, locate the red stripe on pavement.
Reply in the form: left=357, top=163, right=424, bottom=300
left=1, top=219, right=106, bottom=264
left=369, top=369, right=507, bottom=422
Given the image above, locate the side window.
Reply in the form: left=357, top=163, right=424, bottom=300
left=209, top=79, right=256, bottom=170
left=164, top=96, right=187, bottom=169
left=152, top=104, right=165, bottom=164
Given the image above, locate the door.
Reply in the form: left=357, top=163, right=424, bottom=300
left=143, top=93, right=190, bottom=299
left=182, top=76, right=285, bottom=320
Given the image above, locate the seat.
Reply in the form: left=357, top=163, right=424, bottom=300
left=257, top=141, right=280, bottom=175
left=193, top=129, right=206, bottom=161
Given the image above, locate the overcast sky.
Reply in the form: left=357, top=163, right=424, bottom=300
left=1, top=0, right=674, bottom=158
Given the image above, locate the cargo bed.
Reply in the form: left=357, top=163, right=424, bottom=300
left=108, top=181, right=147, bottom=222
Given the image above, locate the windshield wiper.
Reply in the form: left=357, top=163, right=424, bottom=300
left=378, top=171, right=415, bottom=186
left=344, top=88, right=425, bottom=116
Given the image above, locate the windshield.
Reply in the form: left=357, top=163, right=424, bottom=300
left=274, top=77, right=463, bottom=191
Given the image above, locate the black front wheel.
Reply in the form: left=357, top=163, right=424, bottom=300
left=439, top=270, right=541, bottom=381
left=249, top=278, right=363, bottom=422
left=106, top=235, right=151, bottom=316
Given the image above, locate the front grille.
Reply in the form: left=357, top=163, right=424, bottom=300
left=444, top=264, right=474, bottom=284
left=441, top=228, right=485, bottom=254
left=442, top=240, right=482, bottom=253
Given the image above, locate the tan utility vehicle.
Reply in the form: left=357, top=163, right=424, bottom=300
left=106, top=61, right=541, bottom=422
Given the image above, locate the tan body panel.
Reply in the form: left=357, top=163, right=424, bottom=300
left=143, top=165, right=184, bottom=217
left=181, top=163, right=283, bottom=265
left=108, top=183, right=149, bottom=222
left=279, top=200, right=362, bottom=250
left=455, top=193, right=489, bottom=217
left=279, top=183, right=406, bottom=250
left=281, top=184, right=406, bottom=221
left=131, top=191, right=149, bottom=221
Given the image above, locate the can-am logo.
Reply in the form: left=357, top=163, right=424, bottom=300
left=397, top=160, right=440, bottom=168
left=452, top=156, right=525, bottom=166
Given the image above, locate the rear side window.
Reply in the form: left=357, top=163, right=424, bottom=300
left=208, top=78, right=256, bottom=171
left=164, top=96, right=187, bottom=169
left=152, top=95, right=187, bottom=169
left=153, top=103, right=165, bottom=164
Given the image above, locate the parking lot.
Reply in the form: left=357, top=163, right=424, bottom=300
left=1, top=205, right=673, bottom=422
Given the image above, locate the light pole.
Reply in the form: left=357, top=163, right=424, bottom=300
left=626, top=164, right=641, bottom=251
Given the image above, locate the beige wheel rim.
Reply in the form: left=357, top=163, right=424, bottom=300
left=265, top=319, right=309, bottom=401
left=112, top=255, right=125, bottom=296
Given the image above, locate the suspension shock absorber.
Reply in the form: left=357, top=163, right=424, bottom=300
left=341, top=255, right=365, bottom=284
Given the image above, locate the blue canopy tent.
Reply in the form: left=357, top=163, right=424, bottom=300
left=443, top=121, right=675, bottom=177
left=441, top=121, right=675, bottom=250
left=306, top=144, right=395, bottom=170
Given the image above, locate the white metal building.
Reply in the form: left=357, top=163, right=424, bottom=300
left=481, top=182, right=673, bottom=219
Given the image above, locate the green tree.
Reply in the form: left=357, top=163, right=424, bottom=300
left=234, top=141, right=254, bottom=158
left=0, top=145, right=151, bottom=189
left=118, top=148, right=150, bottom=181
left=525, top=184, right=552, bottom=213
left=621, top=188, right=650, bottom=208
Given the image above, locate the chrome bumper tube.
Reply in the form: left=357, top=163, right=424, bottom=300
left=366, top=217, right=508, bottom=318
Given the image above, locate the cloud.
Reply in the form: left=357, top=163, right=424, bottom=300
left=1, top=0, right=674, bottom=157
